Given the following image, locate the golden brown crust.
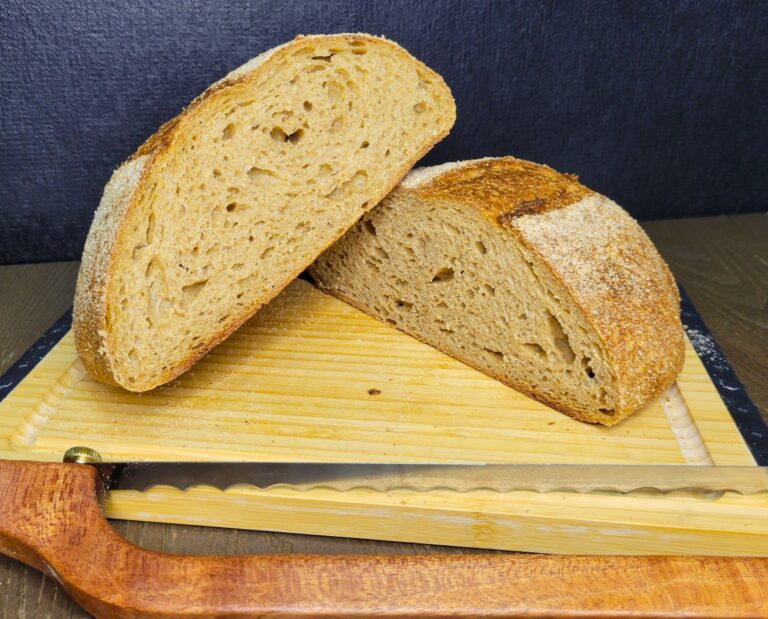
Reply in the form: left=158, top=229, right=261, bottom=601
left=415, top=158, right=592, bottom=223
left=73, top=155, right=153, bottom=388
left=73, top=34, right=455, bottom=391
left=403, top=157, right=685, bottom=421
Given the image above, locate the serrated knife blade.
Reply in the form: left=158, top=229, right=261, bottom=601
left=91, top=462, right=768, bottom=495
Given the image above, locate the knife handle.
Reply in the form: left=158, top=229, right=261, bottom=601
left=1, top=459, right=767, bottom=619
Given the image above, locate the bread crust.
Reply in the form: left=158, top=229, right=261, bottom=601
left=74, top=34, right=455, bottom=391
left=315, top=157, right=685, bottom=424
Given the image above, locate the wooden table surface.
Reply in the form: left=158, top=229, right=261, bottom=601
left=0, top=212, right=766, bottom=618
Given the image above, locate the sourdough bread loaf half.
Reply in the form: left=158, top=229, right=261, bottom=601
left=74, top=34, right=455, bottom=391
left=310, top=157, right=685, bottom=425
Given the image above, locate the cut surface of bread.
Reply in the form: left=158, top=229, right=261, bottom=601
left=74, top=34, right=455, bottom=391
left=311, top=157, right=684, bottom=425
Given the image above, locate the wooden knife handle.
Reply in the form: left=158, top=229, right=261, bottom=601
left=1, top=459, right=766, bottom=618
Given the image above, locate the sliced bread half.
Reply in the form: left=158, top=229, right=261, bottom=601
left=310, top=157, right=684, bottom=425
left=74, top=34, right=455, bottom=391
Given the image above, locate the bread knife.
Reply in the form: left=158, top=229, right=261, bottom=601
left=65, top=446, right=768, bottom=495
left=2, top=452, right=767, bottom=617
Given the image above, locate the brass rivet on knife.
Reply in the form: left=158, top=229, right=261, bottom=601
left=63, top=446, right=103, bottom=465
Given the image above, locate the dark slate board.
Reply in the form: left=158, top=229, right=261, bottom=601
left=1, top=0, right=767, bottom=264
left=0, top=290, right=765, bottom=465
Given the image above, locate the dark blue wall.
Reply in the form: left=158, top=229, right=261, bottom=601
left=1, top=0, right=766, bottom=264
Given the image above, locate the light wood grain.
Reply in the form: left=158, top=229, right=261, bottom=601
left=1, top=278, right=751, bottom=466
left=2, top=460, right=767, bottom=618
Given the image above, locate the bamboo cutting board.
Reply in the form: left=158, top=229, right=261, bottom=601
left=0, top=279, right=765, bottom=555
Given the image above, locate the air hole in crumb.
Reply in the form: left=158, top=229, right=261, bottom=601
left=374, top=246, right=389, bottom=260
left=483, top=284, right=496, bottom=296
left=248, top=235, right=255, bottom=242
left=483, top=348, right=505, bottom=361
left=319, top=163, right=332, bottom=176
left=417, top=72, right=432, bottom=88
left=363, top=220, right=377, bottom=235
left=212, top=169, right=221, bottom=178
left=385, top=148, right=391, bottom=157
left=247, top=166, right=273, bottom=181
left=303, top=100, right=313, bottom=111
left=222, top=123, right=236, bottom=140
left=475, top=240, right=487, bottom=255
left=145, top=257, right=160, bottom=278
left=431, top=267, right=454, bottom=283
left=287, top=128, right=304, bottom=143
left=325, top=80, right=343, bottom=101
left=395, top=299, right=413, bottom=309
left=311, top=53, right=334, bottom=62
left=226, top=202, right=238, bottom=213
left=144, top=211, right=156, bottom=244
left=325, top=187, right=341, bottom=200
left=361, top=140, right=369, bottom=148
left=181, top=279, right=209, bottom=308
left=367, top=388, right=381, bottom=395
left=270, top=127, right=287, bottom=142
left=524, top=343, right=547, bottom=359
left=385, top=318, right=397, bottom=326
left=261, top=246, right=275, bottom=259
left=330, top=116, right=344, bottom=133
left=582, top=356, right=596, bottom=379
left=237, top=273, right=259, bottom=290
left=413, top=102, right=427, bottom=113
left=131, top=243, right=146, bottom=260
left=349, top=170, right=367, bottom=190
left=599, top=408, right=615, bottom=415
left=546, top=310, right=576, bottom=363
